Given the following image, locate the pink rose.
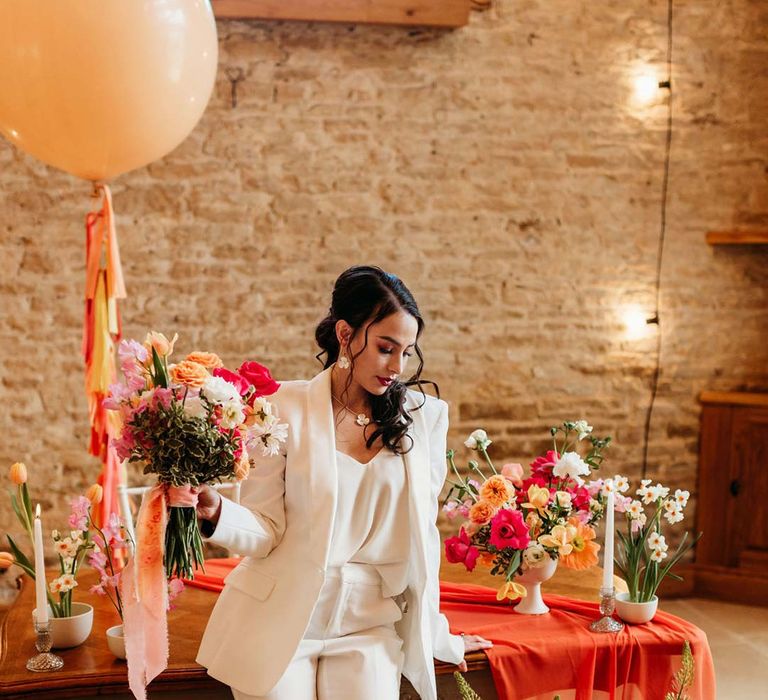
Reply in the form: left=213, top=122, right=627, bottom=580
left=530, top=450, right=559, bottom=479
left=213, top=367, right=251, bottom=396
left=444, top=527, right=480, bottom=572
left=501, top=462, right=524, bottom=486
left=489, top=508, right=530, bottom=550
left=238, top=361, right=280, bottom=398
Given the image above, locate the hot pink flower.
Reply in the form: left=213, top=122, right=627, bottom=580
left=445, top=527, right=480, bottom=572
left=238, top=361, right=280, bottom=398
left=489, top=508, right=530, bottom=551
left=213, top=367, right=251, bottom=396
left=572, top=485, right=591, bottom=511
left=530, top=450, right=559, bottom=479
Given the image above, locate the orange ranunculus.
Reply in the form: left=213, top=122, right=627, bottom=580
left=170, top=360, right=209, bottom=388
left=522, top=484, right=550, bottom=512
left=9, top=462, right=27, bottom=485
left=559, top=517, right=600, bottom=570
left=185, top=351, right=224, bottom=370
left=480, top=475, right=513, bottom=507
left=86, top=483, right=103, bottom=506
left=469, top=500, right=498, bottom=525
left=234, top=453, right=251, bottom=481
left=143, top=331, right=178, bottom=358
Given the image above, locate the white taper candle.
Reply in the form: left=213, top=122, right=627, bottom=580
left=602, top=482, right=615, bottom=590
left=33, top=504, right=49, bottom=625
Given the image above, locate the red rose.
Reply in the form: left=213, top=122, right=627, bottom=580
left=444, top=527, right=480, bottom=572
left=212, top=367, right=251, bottom=396
left=237, top=361, right=280, bottom=397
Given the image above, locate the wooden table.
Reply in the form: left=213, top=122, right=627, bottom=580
left=0, top=561, right=620, bottom=699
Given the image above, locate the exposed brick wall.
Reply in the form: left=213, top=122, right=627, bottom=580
left=1, top=2, right=767, bottom=560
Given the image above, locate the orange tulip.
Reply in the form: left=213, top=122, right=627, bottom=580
left=0, top=551, right=14, bottom=570
left=86, top=484, right=103, bottom=506
left=9, top=462, right=27, bottom=485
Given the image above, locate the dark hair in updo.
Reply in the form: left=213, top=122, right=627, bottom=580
left=315, top=265, right=437, bottom=454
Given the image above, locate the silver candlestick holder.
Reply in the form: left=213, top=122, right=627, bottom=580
left=26, top=620, right=64, bottom=672
left=589, top=586, right=624, bottom=633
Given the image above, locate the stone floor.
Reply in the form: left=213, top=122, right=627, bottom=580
left=659, top=597, right=768, bottom=699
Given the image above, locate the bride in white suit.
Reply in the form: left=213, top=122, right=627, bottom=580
left=194, top=266, right=492, bottom=699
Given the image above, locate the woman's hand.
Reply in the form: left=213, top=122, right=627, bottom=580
left=195, top=485, right=223, bottom=526
left=457, top=634, right=494, bottom=672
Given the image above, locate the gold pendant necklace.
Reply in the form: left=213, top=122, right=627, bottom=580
left=332, top=395, right=371, bottom=427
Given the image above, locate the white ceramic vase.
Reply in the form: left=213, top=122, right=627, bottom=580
left=615, top=592, right=659, bottom=624
left=33, top=602, right=94, bottom=648
left=513, top=556, right=558, bottom=615
left=106, top=623, right=126, bottom=659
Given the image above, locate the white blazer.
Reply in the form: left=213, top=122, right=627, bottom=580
left=196, top=366, right=463, bottom=699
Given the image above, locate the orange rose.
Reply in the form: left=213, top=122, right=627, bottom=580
left=480, top=475, right=513, bottom=507
left=86, top=484, right=103, bottom=506
left=9, top=462, right=27, bottom=485
left=185, top=352, right=224, bottom=370
left=469, top=500, right=499, bottom=525
left=170, top=360, right=209, bottom=388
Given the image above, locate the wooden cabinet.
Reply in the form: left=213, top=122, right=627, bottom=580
left=695, top=392, right=768, bottom=604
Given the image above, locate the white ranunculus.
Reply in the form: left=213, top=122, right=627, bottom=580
left=184, top=395, right=208, bottom=420
left=220, top=401, right=246, bottom=429
left=201, top=375, right=241, bottom=405
left=573, top=420, right=593, bottom=440
left=523, top=542, right=549, bottom=569
left=552, top=451, right=591, bottom=483
left=464, top=429, right=491, bottom=451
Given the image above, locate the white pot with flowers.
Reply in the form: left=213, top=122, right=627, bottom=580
left=613, top=478, right=702, bottom=624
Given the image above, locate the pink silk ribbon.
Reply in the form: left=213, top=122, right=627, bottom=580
left=121, top=485, right=169, bottom=700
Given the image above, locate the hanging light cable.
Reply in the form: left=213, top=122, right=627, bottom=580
left=641, top=0, right=674, bottom=479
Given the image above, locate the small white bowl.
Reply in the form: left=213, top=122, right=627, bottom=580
left=615, top=592, right=658, bottom=624
left=106, top=624, right=126, bottom=659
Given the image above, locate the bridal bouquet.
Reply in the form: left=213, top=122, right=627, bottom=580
left=106, top=332, right=288, bottom=579
left=443, top=421, right=611, bottom=600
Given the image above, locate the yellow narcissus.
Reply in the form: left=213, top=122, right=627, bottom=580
left=496, top=580, right=527, bottom=601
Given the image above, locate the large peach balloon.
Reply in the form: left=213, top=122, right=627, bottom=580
left=0, top=0, right=218, bottom=181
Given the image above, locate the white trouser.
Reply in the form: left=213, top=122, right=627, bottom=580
left=230, top=563, right=405, bottom=700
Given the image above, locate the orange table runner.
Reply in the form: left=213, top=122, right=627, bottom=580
left=184, top=560, right=715, bottom=700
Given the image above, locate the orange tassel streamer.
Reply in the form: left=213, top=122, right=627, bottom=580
left=83, top=184, right=126, bottom=529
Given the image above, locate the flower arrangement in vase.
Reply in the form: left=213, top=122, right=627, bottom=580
left=613, top=478, right=702, bottom=623
left=443, top=421, right=611, bottom=614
